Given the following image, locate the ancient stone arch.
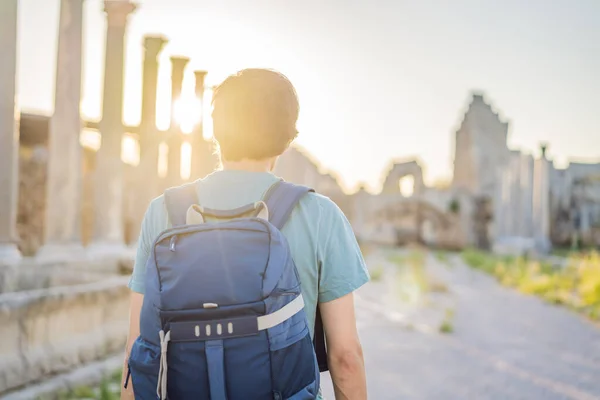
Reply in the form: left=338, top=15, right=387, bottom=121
left=381, top=160, right=425, bottom=195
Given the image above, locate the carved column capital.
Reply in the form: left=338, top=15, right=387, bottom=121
left=194, top=70, right=208, bottom=95
left=171, top=56, right=190, bottom=71
left=143, top=35, right=168, bottom=58
left=104, top=0, right=136, bottom=26
left=194, top=70, right=208, bottom=81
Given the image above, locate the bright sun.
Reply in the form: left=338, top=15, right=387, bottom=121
left=80, top=80, right=214, bottom=181
left=172, top=95, right=203, bottom=134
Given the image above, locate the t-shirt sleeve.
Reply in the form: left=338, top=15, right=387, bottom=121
left=316, top=196, right=370, bottom=303
left=128, top=196, right=167, bottom=294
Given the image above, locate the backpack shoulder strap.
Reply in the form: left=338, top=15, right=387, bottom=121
left=263, top=180, right=314, bottom=230
left=264, top=180, right=328, bottom=372
left=164, top=183, right=199, bottom=226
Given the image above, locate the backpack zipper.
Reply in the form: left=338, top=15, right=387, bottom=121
left=273, top=288, right=300, bottom=296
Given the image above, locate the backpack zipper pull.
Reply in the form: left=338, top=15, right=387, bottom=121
left=169, top=236, right=177, bottom=252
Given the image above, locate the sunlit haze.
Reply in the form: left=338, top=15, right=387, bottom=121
left=16, top=0, right=600, bottom=192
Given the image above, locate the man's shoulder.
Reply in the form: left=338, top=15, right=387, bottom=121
left=152, top=179, right=203, bottom=224
left=293, top=191, right=350, bottom=235
left=143, top=194, right=168, bottom=235
left=146, top=179, right=200, bottom=233
left=297, top=191, right=342, bottom=215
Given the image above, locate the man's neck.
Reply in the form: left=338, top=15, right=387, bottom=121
left=221, top=158, right=276, bottom=173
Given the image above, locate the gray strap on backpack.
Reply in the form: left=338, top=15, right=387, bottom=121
left=263, top=180, right=314, bottom=230
left=164, top=183, right=199, bottom=227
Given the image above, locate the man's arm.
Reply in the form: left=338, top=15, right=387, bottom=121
left=120, top=199, right=162, bottom=399
left=320, top=293, right=367, bottom=400
left=120, top=292, right=143, bottom=400
left=311, top=194, right=369, bottom=400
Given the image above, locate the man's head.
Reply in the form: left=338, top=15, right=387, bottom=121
left=211, top=69, right=299, bottom=163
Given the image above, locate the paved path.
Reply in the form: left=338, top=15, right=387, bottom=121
left=320, top=251, right=600, bottom=400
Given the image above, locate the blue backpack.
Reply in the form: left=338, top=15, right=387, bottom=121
left=126, top=181, right=320, bottom=399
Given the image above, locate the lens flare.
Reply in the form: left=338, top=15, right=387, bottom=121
left=172, top=96, right=202, bottom=134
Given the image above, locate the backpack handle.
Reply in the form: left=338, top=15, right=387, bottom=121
left=185, top=202, right=269, bottom=225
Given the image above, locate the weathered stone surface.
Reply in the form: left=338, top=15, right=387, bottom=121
left=0, top=275, right=129, bottom=394
left=0, top=0, right=21, bottom=264
left=0, top=256, right=130, bottom=295
left=533, top=156, right=552, bottom=252
left=452, top=94, right=511, bottom=198
left=380, top=160, right=425, bottom=195
left=16, top=144, right=141, bottom=256
left=16, top=147, right=47, bottom=256
left=90, top=0, right=136, bottom=255
left=131, top=36, right=169, bottom=244
left=1, top=353, right=122, bottom=400
left=39, top=0, right=86, bottom=261
left=164, top=57, right=190, bottom=189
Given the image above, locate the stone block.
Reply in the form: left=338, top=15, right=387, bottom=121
left=0, top=264, right=19, bottom=293
left=0, top=275, right=129, bottom=394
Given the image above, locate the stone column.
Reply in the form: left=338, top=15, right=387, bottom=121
left=130, top=36, right=166, bottom=244
left=492, top=168, right=506, bottom=241
left=519, top=154, right=534, bottom=237
left=533, top=144, right=552, bottom=253
left=37, top=0, right=87, bottom=262
left=508, top=153, right=522, bottom=237
left=88, top=0, right=136, bottom=258
left=139, top=36, right=167, bottom=179
left=166, top=57, right=189, bottom=187
left=0, top=0, right=21, bottom=264
left=190, top=70, right=213, bottom=180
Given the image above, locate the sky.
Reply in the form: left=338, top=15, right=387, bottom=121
left=16, top=0, right=600, bottom=192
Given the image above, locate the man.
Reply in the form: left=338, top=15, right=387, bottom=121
left=121, top=68, right=368, bottom=399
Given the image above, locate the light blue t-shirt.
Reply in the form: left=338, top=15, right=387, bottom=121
left=129, top=170, right=370, bottom=339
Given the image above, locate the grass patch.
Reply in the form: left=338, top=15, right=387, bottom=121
left=462, top=249, right=600, bottom=321
left=369, top=265, right=385, bottom=282
left=388, top=253, right=407, bottom=266
left=434, top=251, right=449, bottom=264
left=439, top=320, right=453, bottom=333
left=439, top=308, right=454, bottom=334
left=407, top=251, right=428, bottom=292
left=388, top=250, right=450, bottom=296
left=552, top=246, right=597, bottom=259
left=98, top=380, right=118, bottom=400
left=53, top=370, right=122, bottom=400
left=389, top=249, right=443, bottom=305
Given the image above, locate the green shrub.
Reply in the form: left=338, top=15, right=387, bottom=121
left=462, top=249, right=600, bottom=321
left=439, top=308, right=455, bottom=334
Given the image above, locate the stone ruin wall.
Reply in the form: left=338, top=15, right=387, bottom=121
left=17, top=143, right=139, bottom=256
left=0, top=275, right=130, bottom=394
left=17, top=146, right=47, bottom=256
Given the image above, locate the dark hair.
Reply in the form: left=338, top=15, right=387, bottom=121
left=211, top=69, right=299, bottom=162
